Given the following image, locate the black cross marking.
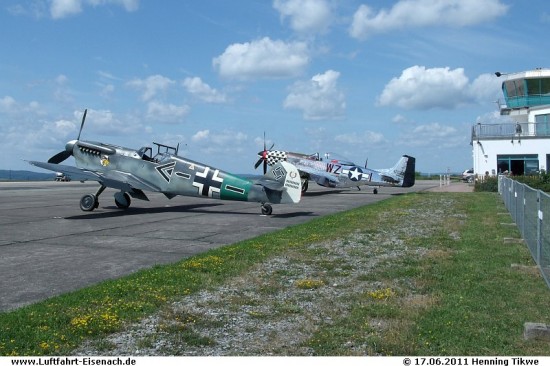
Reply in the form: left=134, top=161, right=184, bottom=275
left=192, top=167, right=223, bottom=197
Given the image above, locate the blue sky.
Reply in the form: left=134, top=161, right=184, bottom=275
left=1, top=0, right=548, bottom=174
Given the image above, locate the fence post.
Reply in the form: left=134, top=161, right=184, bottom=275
left=537, top=190, right=542, bottom=265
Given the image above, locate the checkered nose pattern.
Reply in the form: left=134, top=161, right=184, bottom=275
left=266, top=150, right=287, bottom=166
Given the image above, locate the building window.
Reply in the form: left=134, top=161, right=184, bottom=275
left=535, top=113, right=550, bottom=135
left=497, top=154, right=539, bottom=175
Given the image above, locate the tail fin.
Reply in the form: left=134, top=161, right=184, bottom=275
left=393, top=155, right=415, bottom=187
left=259, top=161, right=302, bottom=204
left=272, top=161, right=302, bottom=203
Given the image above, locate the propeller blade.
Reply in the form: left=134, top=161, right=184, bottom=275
left=263, top=160, right=267, bottom=175
left=76, top=109, right=87, bottom=141
left=48, top=150, right=72, bottom=164
left=254, top=158, right=263, bottom=169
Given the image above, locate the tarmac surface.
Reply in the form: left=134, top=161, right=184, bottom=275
left=0, top=179, right=447, bottom=312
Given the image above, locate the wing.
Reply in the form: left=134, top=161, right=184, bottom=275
left=297, top=165, right=339, bottom=184
left=28, top=161, right=160, bottom=193
left=28, top=161, right=100, bottom=181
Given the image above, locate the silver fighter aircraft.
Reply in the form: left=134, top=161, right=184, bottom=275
left=29, top=110, right=302, bottom=215
left=255, top=147, right=415, bottom=194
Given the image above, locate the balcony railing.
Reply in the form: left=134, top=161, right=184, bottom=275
left=471, top=122, right=550, bottom=141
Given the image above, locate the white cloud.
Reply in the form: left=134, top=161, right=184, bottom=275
left=183, top=77, right=227, bottom=103
left=0, top=96, right=17, bottom=112
left=213, top=37, right=309, bottom=80
left=49, top=0, right=139, bottom=19
left=273, top=0, right=332, bottom=34
left=400, top=122, right=464, bottom=148
left=127, top=75, right=175, bottom=101
left=468, top=73, right=502, bottom=104
left=335, top=130, right=386, bottom=145
left=191, top=129, right=248, bottom=155
left=284, top=69, right=346, bottom=120
left=50, top=0, right=82, bottom=19
left=146, top=101, right=189, bottom=123
left=350, top=0, right=508, bottom=40
left=378, top=66, right=504, bottom=110
left=192, top=130, right=210, bottom=142
left=378, top=66, right=473, bottom=110
left=81, top=109, right=140, bottom=136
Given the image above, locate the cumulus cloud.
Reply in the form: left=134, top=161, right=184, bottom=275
left=284, top=69, right=346, bottom=120
left=183, top=77, right=227, bottom=103
left=191, top=129, right=248, bottom=155
left=273, top=0, right=332, bottom=34
left=127, top=75, right=175, bottom=102
left=49, top=0, right=139, bottom=19
left=0, top=96, right=17, bottom=112
left=146, top=101, right=189, bottom=123
left=334, top=130, right=386, bottom=145
left=213, top=37, right=309, bottom=80
left=378, top=66, right=501, bottom=110
left=350, top=0, right=508, bottom=40
left=398, top=122, right=466, bottom=149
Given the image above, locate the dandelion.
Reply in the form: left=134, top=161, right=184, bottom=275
left=295, top=279, right=325, bottom=289
left=367, top=288, right=395, bottom=300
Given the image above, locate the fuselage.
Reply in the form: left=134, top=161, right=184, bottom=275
left=285, top=152, right=402, bottom=189
left=72, top=141, right=270, bottom=203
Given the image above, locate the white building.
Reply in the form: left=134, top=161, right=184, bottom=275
left=472, top=68, right=550, bottom=176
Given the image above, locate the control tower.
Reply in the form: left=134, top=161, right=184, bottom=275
left=471, top=68, right=550, bottom=176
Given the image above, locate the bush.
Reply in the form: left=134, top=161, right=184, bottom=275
left=474, top=177, right=499, bottom=192
left=511, top=173, right=550, bottom=193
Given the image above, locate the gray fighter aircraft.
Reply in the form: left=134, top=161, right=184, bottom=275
left=255, top=146, right=415, bottom=194
left=28, top=110, right=302, bottom=215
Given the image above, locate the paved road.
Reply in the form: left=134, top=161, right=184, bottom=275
left=0, top=180, right=437, bottom=311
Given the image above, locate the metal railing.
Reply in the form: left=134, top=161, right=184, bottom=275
left=499, top=176, right=550, bottom=288
left=471, top=122, right=550, bottom=141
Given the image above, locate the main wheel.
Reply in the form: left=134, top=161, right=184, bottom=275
left=301, top=178, right=309, bottom=193
left=373, top=188, right=378, bottom=194
left=114, top=192, right=131, bottom=209
left=261, top=204, right=273, bottom=215
left=80, top=194, right=97, bottom=211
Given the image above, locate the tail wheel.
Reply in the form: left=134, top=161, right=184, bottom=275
left=80, top=194, right=97, bottom=211
left=261, top=203, right=273, bottom=215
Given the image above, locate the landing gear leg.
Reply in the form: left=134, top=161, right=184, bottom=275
left=79, top=184, right=106, bottom=211
left=261, top=203, right=273, bottom=215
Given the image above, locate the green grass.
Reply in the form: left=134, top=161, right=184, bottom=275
left=1, top=192, right=549, bottom=355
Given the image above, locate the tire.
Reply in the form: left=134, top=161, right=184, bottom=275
left=261, top=204, right=273, bottom=215
left=301, top=179, right=309, bottom=193
left=373, top=188, right=378, bottom=194
left=114, top=192, right=131, bottom=209
left=80, top=194, right=97, bottom=211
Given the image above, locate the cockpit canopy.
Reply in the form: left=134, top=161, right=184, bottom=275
left=137, top=142, right=179, bottom=162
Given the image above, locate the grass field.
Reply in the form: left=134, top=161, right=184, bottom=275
left=1, top=191, right=549, bottom=356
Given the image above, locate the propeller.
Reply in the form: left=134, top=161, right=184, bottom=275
left=47, top=109, right=87, bottom=164
left=254, top=132, right=274, bottom=174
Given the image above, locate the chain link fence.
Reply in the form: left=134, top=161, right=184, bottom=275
left=499, top=176, right=550, bottom=289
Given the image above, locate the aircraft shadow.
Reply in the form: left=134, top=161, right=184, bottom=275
left=64, top=203, right=315, bottom=220
left=303, top=189, right=346, bottom=197
left=64, top=202, right=224, bottom=220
